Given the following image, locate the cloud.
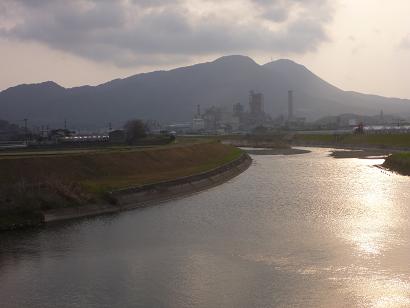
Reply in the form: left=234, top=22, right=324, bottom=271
left=0, top=0, right=335, bottom=66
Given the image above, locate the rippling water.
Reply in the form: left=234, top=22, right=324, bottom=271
left=1, top=147, right=410, bottom=307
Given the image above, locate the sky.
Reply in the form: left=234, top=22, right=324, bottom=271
left=0, top=0, right=409, bottom=99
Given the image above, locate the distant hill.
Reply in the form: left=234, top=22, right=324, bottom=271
left=1, top=55, right=410, bottom=129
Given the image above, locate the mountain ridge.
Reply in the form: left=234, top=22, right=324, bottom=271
left=1, top=55, right=409, bottom=128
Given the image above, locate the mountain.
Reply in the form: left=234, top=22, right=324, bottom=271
left=1, top=55, right=410, bottom=129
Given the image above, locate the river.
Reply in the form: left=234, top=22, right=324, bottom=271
left=1, top=147, right=410, bottom=307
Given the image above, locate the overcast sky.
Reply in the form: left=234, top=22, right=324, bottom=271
left=1, top=0, right=409, bottom=98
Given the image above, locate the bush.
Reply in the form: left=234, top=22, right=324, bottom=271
left=124, top=119, right=147, bottom=145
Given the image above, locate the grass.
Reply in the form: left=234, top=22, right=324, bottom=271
left=214, top=134, right=291, bottom=149
left=295, top=133, right=410, bottom=148
left=0, top=141, right=244, bottom=230
left=0, top=136, right=213, bottom=160
left=294, top=134, right=338, bottom=143
left=295, top=133, right=410, bottom=175
left=0, top=141, right=242, bottom=200
left=79, top=143, right=243, bottom=192
left=0, top=142, right=242, bottom=189
left=383, top=152, right=410, bottom=175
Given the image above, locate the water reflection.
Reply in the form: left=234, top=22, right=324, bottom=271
left=345, top=158, right=397, bottom=256
left=1, top=148, right=410, bottom=307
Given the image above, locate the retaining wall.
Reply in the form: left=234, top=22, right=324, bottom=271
left=44, top=153, right=252, bottom=223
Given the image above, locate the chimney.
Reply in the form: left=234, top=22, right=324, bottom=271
left=288, top=90, right=293, bottom=121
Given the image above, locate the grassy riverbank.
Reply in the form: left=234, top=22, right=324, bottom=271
left=294, top=133, right=410, bottom=149
left=216, top=134, right=290, bottom=149
left=383, top=153, right=410, bottom=175
left=292, top=133, right=410, bottom=175
left=0, top=141, right=243, bottom=230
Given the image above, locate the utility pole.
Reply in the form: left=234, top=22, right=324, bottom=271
left=23, top=118, right=28, bottom=141
left=288, top=90, right=294, bottom=121
left=64, top=118, right=67, bottom=130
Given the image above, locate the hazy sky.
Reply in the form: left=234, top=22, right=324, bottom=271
left=1, top=0, right=409, bottom=98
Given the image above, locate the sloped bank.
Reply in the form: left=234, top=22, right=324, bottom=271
left=44, top=153, right=251, bottom=223
left=0, top=142, right=251, bottom=230
left=292, top=133, right=410, bottom=151
left=382, top=153, right=410, bottom=175
left=222, top=137, right=289, bottom=149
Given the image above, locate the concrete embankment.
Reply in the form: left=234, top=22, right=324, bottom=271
left=0, top=142, right=250, bottom=230
left=44, top=153, right=251, bottom=223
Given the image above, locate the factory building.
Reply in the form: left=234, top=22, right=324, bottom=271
left=191, top=90, right=275, bottom=134
left=192, top=104, right=205, bottom=131
left=249, top=91, right=264, bottom=115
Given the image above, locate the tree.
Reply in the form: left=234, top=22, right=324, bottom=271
left=253, top=125, right=268, bottom=135
left=124, top=119, right=146, bottom=145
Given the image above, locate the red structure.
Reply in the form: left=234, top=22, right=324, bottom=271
left=355, top=122, right=364, bottom=134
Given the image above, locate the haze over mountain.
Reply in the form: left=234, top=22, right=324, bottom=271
left=1, top=55, right=409, bottom=129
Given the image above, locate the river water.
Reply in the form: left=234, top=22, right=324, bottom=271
left=1, top=147, right=410, bottom=307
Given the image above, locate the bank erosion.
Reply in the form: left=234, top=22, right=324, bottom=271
left=0, top=141, right=250, bottom=230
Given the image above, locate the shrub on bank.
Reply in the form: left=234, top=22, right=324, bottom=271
left=0, top=179, right=95, bottom=230
left=0, top=207, right=44, bottom=231
left=383, top=152, right=410, bottom=175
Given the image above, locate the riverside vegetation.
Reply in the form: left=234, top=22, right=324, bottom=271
left=383, top=152, right=410, bottom=175
left=294, top=133, right=410, bottom=149
left=4, top=132, right=410, bottom=230
left=294, top=132, right=410, bottom=175
left=0, top=140, right=243, bottom=230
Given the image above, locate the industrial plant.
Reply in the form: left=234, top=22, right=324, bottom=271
left=188, top=90, right=305, bottom=134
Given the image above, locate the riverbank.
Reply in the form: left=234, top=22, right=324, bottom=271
left=0, top=141, right=249, bottom=230
left=221, top=135, right=290, bottom=149
left=292, top=134, right=410, bottom=164
left=3, top=147, right=410, bottom=307
left=44, top=153, right=251, bottom=223
left=382, top=153, right=410, bottom=175
left=298, top=144, right=410, bottom=176
left=329, top=149, right=391, bottom=159
left=292, top=133, right=410, bottom=167
left=242, top=148, right=310, bottom=155
left=293, top=133, right=410, bottom=150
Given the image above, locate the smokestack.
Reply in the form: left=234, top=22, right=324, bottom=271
left=288, top=90, right=293, bottom=121
left=197, top=104, right=201, bottom=117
